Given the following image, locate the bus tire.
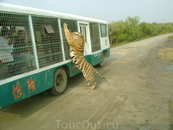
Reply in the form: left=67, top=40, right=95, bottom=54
left=49, top=67, right=68, bottom=96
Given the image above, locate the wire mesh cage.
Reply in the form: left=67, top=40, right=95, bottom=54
left=0, top=13, right=36, bottom=80
left=89, top=23, right=101, bottom=52
left=0, top=12, right=83, bottom=80
left=32, top=16, right=63, bottom=68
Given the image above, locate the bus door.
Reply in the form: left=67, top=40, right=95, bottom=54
left=78, top=23, right=91, bottom=55
left=100, top=24, right=110, bottom=50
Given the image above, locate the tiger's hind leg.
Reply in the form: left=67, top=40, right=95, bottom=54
left=83, top=69, right=97, bottom=90
left=84, top=81, right=91, bottom=87
left=86, top=81, right=96, bottom=90
left=91, top=82, right=97, bottom=90
left=85, top=78, right=97, bottom=90
left=87, top=82, right=91, bottom=86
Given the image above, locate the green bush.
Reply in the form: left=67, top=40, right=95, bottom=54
left=109, top=16, right=173, bottom=45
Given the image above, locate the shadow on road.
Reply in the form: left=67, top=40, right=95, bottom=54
left=0, top=72, right=84, bottom=117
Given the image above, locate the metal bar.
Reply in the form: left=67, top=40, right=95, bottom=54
left=0, top=58, right=34, bottom=67
left=28, top=15, right=39, bottom=69
left=36, top=42, right=61, bottom=47
left=38, top=52, right=62, bottom=59
left=98, top=23, right=102, bottom=50
left=0, top=46, right=32, bottom=51
left=58, top=19, right=65, bottom=61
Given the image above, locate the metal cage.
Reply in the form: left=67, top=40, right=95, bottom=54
left=0, top=13, right=36, bottom=79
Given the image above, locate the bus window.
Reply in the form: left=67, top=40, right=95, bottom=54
left=0, top=13, right=35, bottom=79
left=100, top=24, right=107, bottom=37
left=32, top=16, right=63, bottom=68
left=89, top=23, right=101, bottom=52
left=80, top=25, right=87, bottom=44
left=60, top=19, right=77, bottom=60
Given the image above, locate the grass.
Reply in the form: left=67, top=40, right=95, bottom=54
left=168, top=35, right=173, bottom=39
left=110, top=42, right=127, bottom=48
left=110, top=33, right=173, bottom=48
left=158, top=48, right=173, bottom=62
left=110, top=35, right=152, bottom=48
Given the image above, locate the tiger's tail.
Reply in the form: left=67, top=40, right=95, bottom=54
left=95, top=70, right=106, bottom=79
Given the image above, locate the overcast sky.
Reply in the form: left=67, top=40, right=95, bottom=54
left=0, top=0, right=173, bottom=24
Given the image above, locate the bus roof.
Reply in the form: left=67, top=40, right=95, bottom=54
left=0, top=3, right=107, bottom=24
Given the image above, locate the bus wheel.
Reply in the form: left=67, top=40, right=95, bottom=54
left=49, top=67, right=68, bottom=96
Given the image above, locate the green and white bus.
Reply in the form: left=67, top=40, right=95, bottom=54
left=0, top=3, right=110, bottom=108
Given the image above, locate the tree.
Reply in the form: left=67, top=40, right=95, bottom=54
left=109, top=16, right=173, bottom=45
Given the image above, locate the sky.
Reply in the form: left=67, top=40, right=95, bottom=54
left=0, top=0, right=173, bottom=24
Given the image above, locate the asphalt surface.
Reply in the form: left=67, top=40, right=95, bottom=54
left=0, top=33, right=173, bottom=130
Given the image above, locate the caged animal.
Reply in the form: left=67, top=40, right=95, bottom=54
left=63, top=23, right=105, bottom=90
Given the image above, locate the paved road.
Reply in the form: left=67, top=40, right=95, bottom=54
left=0, top=34, right=173, bottom=130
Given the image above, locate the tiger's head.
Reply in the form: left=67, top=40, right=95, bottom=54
left=71, top=32, right=85, bottom=48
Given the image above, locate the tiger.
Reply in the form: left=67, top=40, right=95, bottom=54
left=63, top=23, right=105, bottom=90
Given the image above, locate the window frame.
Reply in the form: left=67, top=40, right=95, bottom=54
left=100, top=24, right=107, bottom=37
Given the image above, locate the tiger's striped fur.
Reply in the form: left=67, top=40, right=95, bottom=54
left=63, top=23, right=105, bottom=90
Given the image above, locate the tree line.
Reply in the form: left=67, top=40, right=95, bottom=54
left=109, top=16, right=173, bottom=45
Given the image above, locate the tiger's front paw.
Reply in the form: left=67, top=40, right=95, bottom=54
left=63, top=23, right=68, bottom=28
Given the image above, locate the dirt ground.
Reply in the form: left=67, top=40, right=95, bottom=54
left=0, top=33, right=173, bottom=130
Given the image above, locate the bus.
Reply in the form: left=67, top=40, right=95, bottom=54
left=0, top=3, right=110, bottom=108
